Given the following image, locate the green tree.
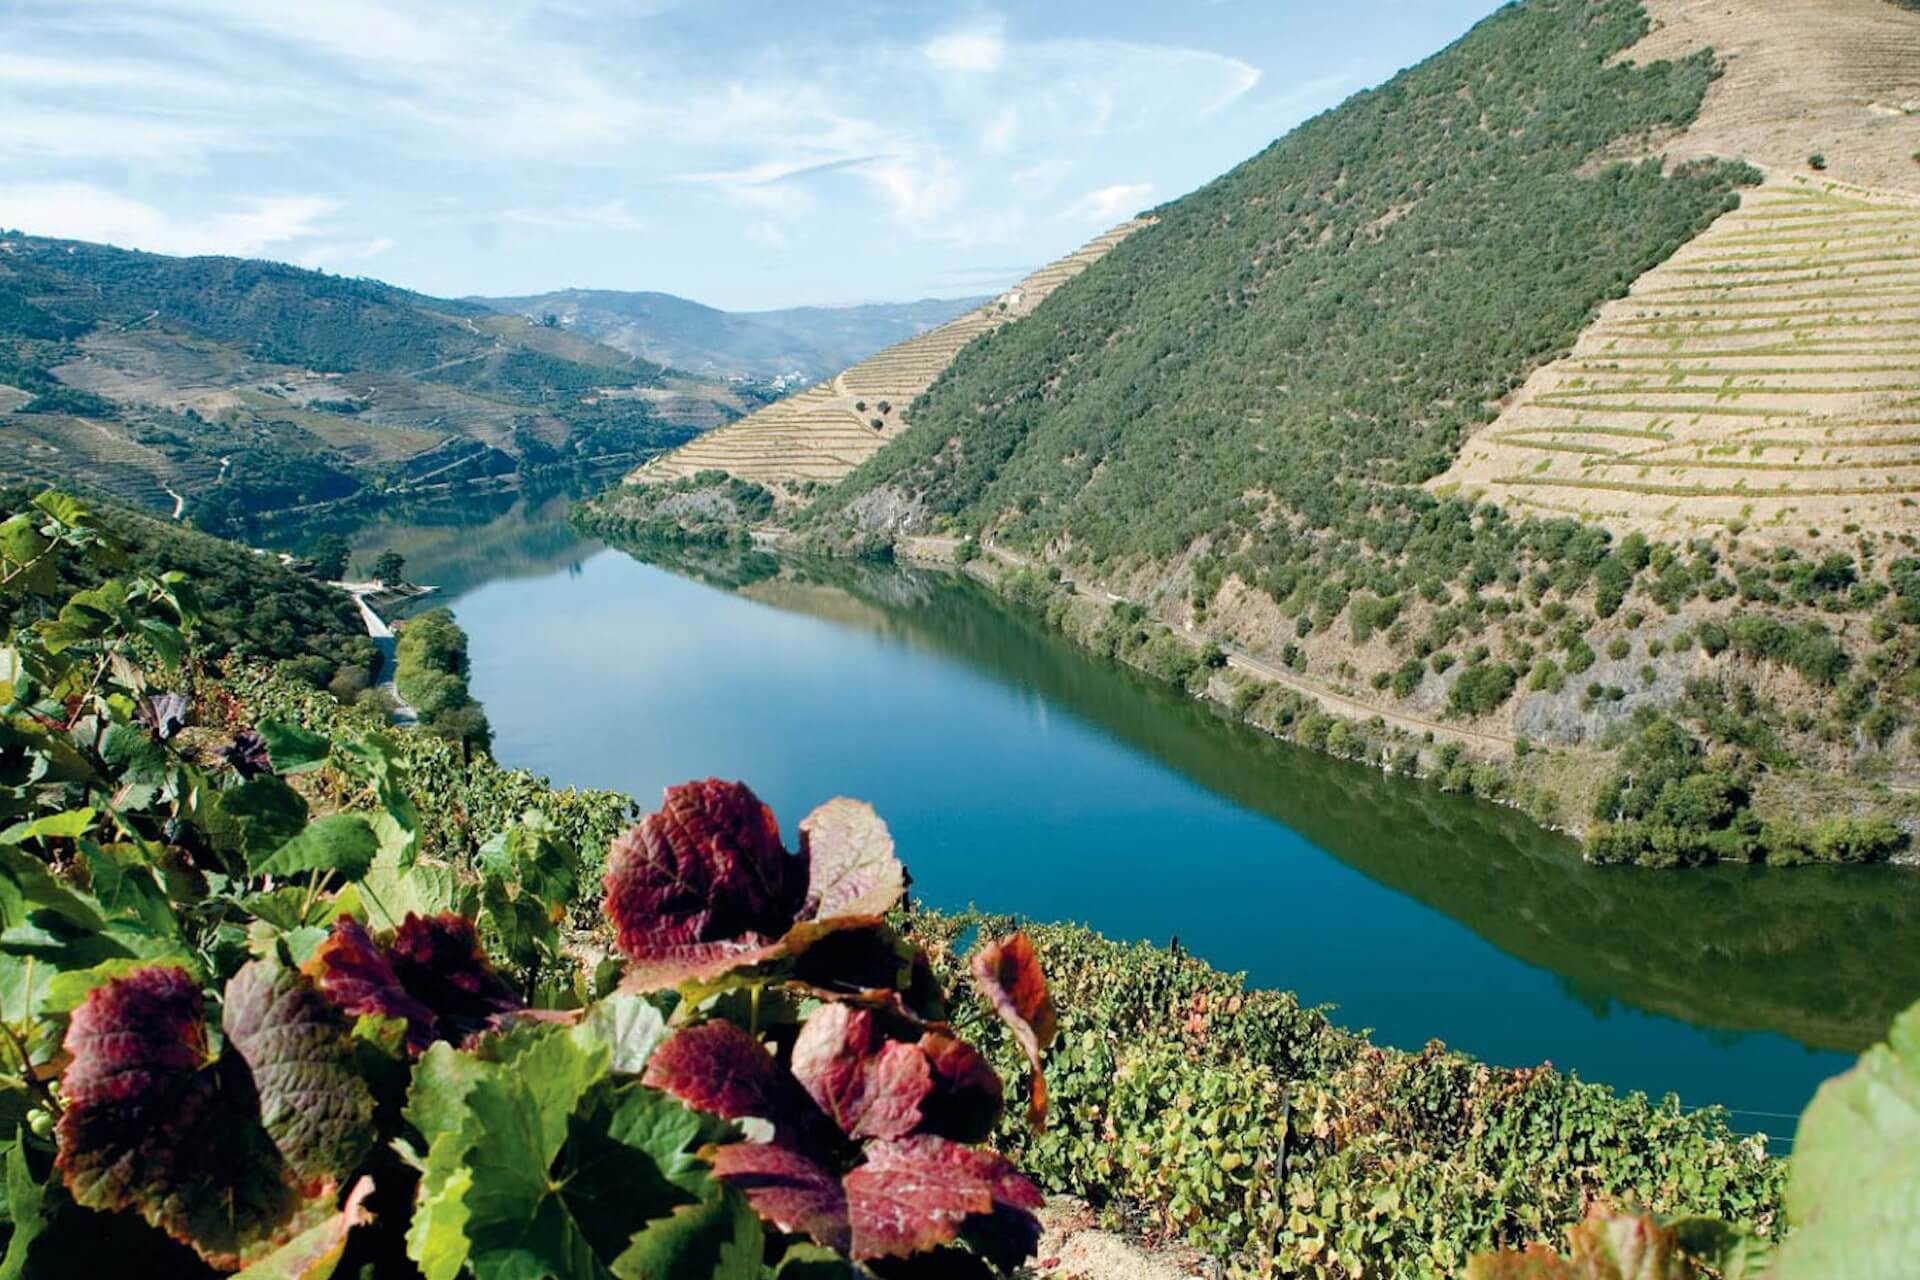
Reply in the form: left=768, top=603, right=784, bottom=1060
left=372, top=548, right=406, bottom=584
left=309, top=533, right=350, bottom=580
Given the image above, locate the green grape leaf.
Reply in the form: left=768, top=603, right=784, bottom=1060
left=0, top=809, right=95, bottom=843
left=611, top=1182, right=763, bottom=1280
left=0, top=1136, right=49, bottom=1280
left=217, top=777, right=312, bottom=866
left=583, top=994, right=669, bottom=1076
left=251, top=814, right=379, bottom=881
left=410, top=1025, right=610, bottom=1280
left=0, top=844, right=106, bottom=933
left=257, top=722, right=333, bottom=775
left=403, top=1043, right=489, bottom=1280
left=1773, top=999, right=1920, bottom=1279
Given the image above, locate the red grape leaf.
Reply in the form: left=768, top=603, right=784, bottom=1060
left=707, top=1143, right=850, bottom=1254
left=54, top=966, right=338, bottom=1269
left=971, top=933, right=1057, bottom=1131
left=844, top=1136, right=1041, bottom=1263
left=304, top=914, right=524, bottom=1052
left=304, top=916, right=438, bottom=1053
left=798, top=798, right=905, bottom=919
left=222, top=956, right=377, bottom=1196
left=235, top=1175, right=376, bottom=1280
left=790, top=1004, right=931, bottom=1142
left=641, top=1020, right=820, bottom=1140
left=386, top=912, right=524, bottom=1044
left=604, top=780, right=806, bottom=990
left=915, top=1034, right=1004, bottom=1144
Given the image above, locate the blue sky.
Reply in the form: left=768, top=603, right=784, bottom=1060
left=1, top=0, right=1504, bottom=311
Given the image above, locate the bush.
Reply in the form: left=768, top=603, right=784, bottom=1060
left=1448, top=661, right=1518, bottom=716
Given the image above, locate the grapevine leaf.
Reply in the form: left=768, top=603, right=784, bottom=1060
left=1465, top=1208, right=1690, bottom=1280
left=306, top=914, right=523, bottom=1053
left=402, top=1043, right=489, bottom=1280
left=790, top=1004, right=930, bottom=1141
left=915, top=1035, right=1004, bottom=1144
left=221, top=956, right=377, bottom=1194
left=54, top=965, right=335, bottom=1269
left=217, top=777, right=311, bottom=866
left=611, top=1182, right=764, bottom=1280
left=232, top=1175, right=376, bottom=1280
left=708, top=1143, right=849, bottom=1254
left=386, top=913, right=525, bottom=1045
left=251, top=815, right=379, bottom=882
left=305, top=917, right=439, bottom=1053
left=970, top=933, right=1057, bottom=1131
left=584, top=993, right=669, bottom=1076
left=843, top=1136, right=1041, bottom=1263
left=1774, top=998, right=1920, bottom=1279
left=0, top=1137, right=48, bottom=1280
left=642, top=1020, right=821, bottom=1141
left=257, top=721, right=332, bottom=775
left=454, top=1027, right=610, bottom=1280
left=0, top=844, right=106, bottom=933
left=797, top=799, right=904, bottom=919
left=603, top=780, right=805, bottom=990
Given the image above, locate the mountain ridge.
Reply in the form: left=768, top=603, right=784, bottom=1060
left=471, top=288, right=989, bottom=384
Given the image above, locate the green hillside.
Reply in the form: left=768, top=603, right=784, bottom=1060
left=825, top=0, right=1747, bottom=559
left=0, top=236, right=741, bottom=533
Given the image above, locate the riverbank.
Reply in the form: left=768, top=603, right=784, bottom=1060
left=652, top=495, right=1912, bottom=867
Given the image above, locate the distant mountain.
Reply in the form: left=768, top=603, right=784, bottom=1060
left=0, top=235, right=755, bottom=531
left=471, top=289, right=990, bottom=384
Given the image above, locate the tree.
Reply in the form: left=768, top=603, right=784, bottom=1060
left=309, top=533, right=350, bottom=580
left=372, top=549, right=406, bottom=584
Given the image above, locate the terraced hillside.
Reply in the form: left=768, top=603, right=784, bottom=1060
left=0, top=235, right=747, bottom=532
left=1636, top=0, right=1920, bottom=193
left=630, top=220, right=1146, bottom=490
left=1440, top=176, right=1920, bottom=539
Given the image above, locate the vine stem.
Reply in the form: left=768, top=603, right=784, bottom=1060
left=0, top=989, right=60, bottom=1119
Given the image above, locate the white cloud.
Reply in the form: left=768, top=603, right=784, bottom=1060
left=1066, top=182, right=1153, bottom=223
left=0, top=107, right=247, bottom=167
left=0, top=182, right=339, bottom=256
left=925, top=20, right=1007, bottom=74
left=498, top=198, right=648, bottom=233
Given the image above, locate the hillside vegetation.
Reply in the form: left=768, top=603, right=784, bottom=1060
left=0, top=236, right=747, bottom=531
left=630, top=220, right=1145, bottom=493
left=1441, top=175, right=1920, bottom=535
left=604, top=0, right=1920, bottom=863
left=475, top=289, right=988, bottom=384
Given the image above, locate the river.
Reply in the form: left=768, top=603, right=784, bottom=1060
left=290, top=498, right=1920, bottom=1143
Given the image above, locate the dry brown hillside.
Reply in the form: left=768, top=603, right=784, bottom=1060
left=628, top=220, right=1147, bottom=491
left=1438, top=175, right=1920, bottom=538
left=1632, top=0, right=1920, bottom=193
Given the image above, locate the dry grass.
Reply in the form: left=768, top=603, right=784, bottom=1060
left=1438, top=177, right=1920, bottom=541
left=628, top=220, right=1148, bottom=492
left=1630, top=0, right=1920, bottom=194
